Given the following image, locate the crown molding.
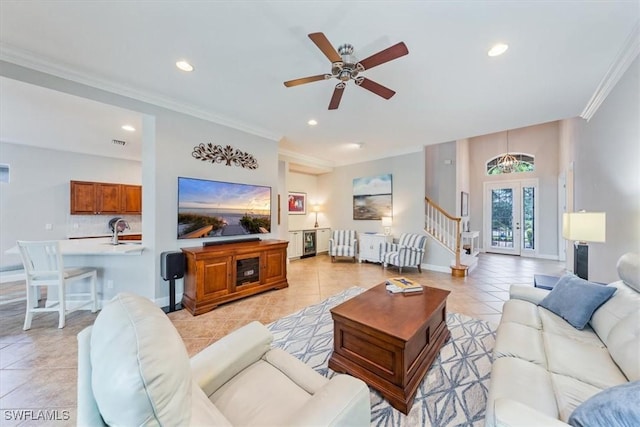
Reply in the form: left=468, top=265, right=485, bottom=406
left=338, top=145, right=423, bottom=168
left=581, top=22, right=640, bottom=121
left=0, top=43, right=281, bottom=142
left=279, top=148, right=334, bottom=172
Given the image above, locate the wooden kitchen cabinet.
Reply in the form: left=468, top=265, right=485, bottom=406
left=181, top=240, right=288, bottom=315
left=121, top=185, right=142, bottom=214
left=70, top=180, right=141, bottom=215
left=70, top=181, right=99, bottom=214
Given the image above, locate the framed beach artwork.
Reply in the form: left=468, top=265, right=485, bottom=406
left=288, top=192, right=306, bottom=214
left=353, top=173, right=392, bottom=220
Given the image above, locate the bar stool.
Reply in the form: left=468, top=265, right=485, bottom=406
left=17, top=240, right=98, bottom=330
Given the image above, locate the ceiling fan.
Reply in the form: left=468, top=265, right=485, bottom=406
left=284, top=32, right=409, bottom=110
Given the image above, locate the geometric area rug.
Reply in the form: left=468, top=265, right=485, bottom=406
left=267, top=287, right=497, bottom=427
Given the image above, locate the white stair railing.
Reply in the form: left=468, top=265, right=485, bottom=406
left=425, top=197, right=466, bottom=275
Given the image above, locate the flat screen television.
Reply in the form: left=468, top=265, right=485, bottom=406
left=177, top=177, right=271, bottom=239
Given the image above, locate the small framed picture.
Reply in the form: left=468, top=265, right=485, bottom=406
left=288, top=192, right=306, bottom=215
left=461, top=191, right=469, bottom=217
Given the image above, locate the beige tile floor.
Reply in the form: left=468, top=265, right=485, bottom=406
left=0, top=253, right=565, bottom=426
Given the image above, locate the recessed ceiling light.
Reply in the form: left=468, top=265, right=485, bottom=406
left=351, top=142, right=364, bottom=149
left=176, top=60, right=194, bottom=72
left=307, top=119, right=318, bottom=126
left=488, top=43, right=509, bottom=57
left=121, top=125, right=136, bottom=132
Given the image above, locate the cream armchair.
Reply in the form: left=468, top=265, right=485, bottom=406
left=329, top=230, right=358, bottom=262
left=77, top=293, right=371, bottom=426
left=380, top=233, right=427, bottom=273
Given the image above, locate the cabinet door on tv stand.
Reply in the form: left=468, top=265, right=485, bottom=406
left=200, top=256, right=233, bottom=300
left=263, top=248, right=286, bottom=286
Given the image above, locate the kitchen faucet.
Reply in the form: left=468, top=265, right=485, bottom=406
left=111, top=218, right=130, bottom=245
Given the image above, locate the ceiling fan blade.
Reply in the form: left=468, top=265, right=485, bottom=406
left=308, top=32, right=341, bottom=63
left=359, top=42, right=409, bottom=70
left=284, top=74, right=328, bottom=87
left=357, top=78, right=396, bottom=99
left=328, top=84, right=345, bottom=110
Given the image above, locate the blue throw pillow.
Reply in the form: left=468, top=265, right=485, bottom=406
left=538, top=274, right=615, bottom=329
left=568, top=381, right=640, bottom=427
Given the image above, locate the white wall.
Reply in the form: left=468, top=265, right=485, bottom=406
left=153, top=110, right=279, bottom=300
left=468, top=122, right=560, bottom=258
left=567, top=56, right=640, bottom=282
left=425, top=141, right=457, bottom=213
left=286, top=171, right=326, bottom=230
left=0, top=62, right=280, bottom=304
left=456, top=138, right=471, bottom=227
left=424, top=141, right=460, bottom=270
left=318, top=151, right=424, bottom=238
left=558, top=119, right=578, bottom=266
left=0, top=142, right=142, bottom=268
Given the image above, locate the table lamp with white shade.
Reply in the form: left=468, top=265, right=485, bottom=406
left=562, top=211, right=606, bottom=280
left=381, top=216, right=393, bottom=236
left=313, top=205, right=321, bottom=228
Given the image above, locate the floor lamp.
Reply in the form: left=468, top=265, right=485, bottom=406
left=562, top=212, right=606, bottom=280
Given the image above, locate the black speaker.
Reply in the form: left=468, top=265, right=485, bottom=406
left=161, top=251, right=185, bottom=280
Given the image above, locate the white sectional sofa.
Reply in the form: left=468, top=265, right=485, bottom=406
left=485, top=252, right=640, bottom=426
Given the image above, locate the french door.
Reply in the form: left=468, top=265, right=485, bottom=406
left=484, top=180, right=538, bottom=256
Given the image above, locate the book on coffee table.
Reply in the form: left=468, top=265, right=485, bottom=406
left=386, top=277, right=423, bottom=293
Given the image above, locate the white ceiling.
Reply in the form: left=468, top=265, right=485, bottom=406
left=0, top=77, right=143, bottom=160
left=0, top=1, right=638, bottom=169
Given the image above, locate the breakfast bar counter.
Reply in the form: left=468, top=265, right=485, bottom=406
left=5, top=237, right=145, bottom=256
left=4, top=238, right=147, bottom=305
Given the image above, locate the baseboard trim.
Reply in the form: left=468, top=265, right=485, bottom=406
left=533, top=253, right=560, bottom=260
left=422, top=263, right=451, bottom=274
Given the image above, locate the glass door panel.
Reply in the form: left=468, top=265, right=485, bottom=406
left=522, top=187, right=535, bottom=250
left=484, top=180, right=538, bottom=256
left=485, top=183, right=521, bottom=255
left=491, top=188, right=514, bottom=249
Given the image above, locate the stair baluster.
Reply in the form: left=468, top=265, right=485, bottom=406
left=424, top=197, right=468, bottom=276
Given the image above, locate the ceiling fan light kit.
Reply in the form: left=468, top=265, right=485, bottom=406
left=284, top=32, right=409, bottom=110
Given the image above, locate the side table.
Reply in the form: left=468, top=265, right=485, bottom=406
left=534, top=274, right=606, bottom=290
left=533, top=274, right=560, bottom=290
left=461, top=231, right=480, bottom=256
left=358, top=233, right=392, bottom=264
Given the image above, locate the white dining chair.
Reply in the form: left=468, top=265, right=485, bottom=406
left=17, top=240, right=98, bottom=330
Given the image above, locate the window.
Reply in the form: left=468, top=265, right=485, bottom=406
left=486, top=154, right=534, bottom=175
left=522, top=186, right=535, bottom=250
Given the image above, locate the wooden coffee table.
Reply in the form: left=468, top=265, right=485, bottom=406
left=328, top=283, right=451, bottom=414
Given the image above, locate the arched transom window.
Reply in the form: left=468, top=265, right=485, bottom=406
left=486, top=153, right=535, bottom=175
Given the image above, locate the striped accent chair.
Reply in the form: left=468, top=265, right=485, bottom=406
left=380, top=233, right=427, bottom=273
left=329, top=230, right=358, bottom=263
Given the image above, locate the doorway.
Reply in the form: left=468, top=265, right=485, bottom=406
left=483, top=179, right=538, bottom=256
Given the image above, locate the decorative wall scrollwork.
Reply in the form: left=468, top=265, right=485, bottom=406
left=192, top=143, right=259, bottom=169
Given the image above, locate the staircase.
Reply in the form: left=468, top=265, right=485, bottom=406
left=424, top=197, right=478, bottom=276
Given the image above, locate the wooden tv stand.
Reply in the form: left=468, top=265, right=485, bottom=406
left=181, top=239, right=288, bottom=315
